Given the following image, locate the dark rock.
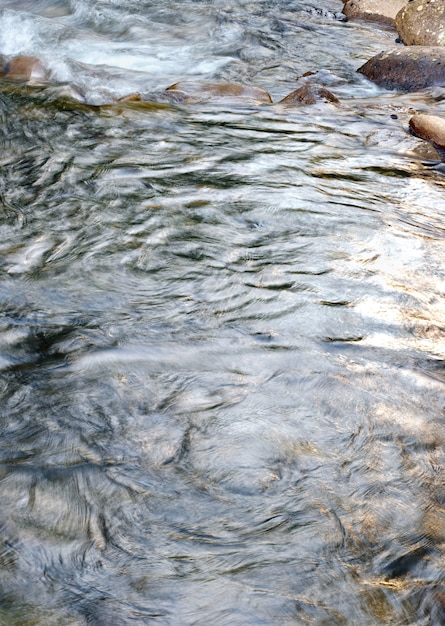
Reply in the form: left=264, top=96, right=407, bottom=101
left=396, top=0, right=445, bottom=46
left=0, top=55, right=50, bottom=83
left=164, top=81, right=272, bottom=104
left=380, top=546, right=429, bottom=578
left=357, top=46, right=445, bottom=90
left=409, top=114, right=445, bottom=153
left=279, top=83, right=339, bottom=104
left=343, top=0, right=408, bottom=25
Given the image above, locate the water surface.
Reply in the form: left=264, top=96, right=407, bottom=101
left=1, top=1, right=445, bottom=624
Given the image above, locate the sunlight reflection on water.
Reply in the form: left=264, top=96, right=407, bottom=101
left=0, top=0, right=445, bottom=624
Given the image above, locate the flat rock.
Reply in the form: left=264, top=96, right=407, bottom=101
left=396, top=0, right=445, bottom=46
left=409, top=114, right=445, bottom=152
left=165, top=81, right=272, bottom=104
left=279, top=83, right=339, bottom=104
left=343, top=0, right=408, bottom=25
left=357, top=46, right=445, bottom=90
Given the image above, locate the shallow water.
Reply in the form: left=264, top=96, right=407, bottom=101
left=1, top=1, right=445, bottom=624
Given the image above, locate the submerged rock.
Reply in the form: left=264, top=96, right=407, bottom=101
left=116, top=93, right=142, bottom=103
left=0, top=55, right=50, bottom=83
left=164, top=81, right=272, bottom=104
left=279, top=83, right=339, bottom=104
left=409, top=114, right=445, bottom=153
left=396, top=0, right=445, bottom=46
left=343, top=0, right=408, bottom=25
left=357, top=47, right=445, bottom=90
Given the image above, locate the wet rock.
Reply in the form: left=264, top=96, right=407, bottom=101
left=0, top=55, right=50, bottom=83
left=409, top=114, right=445, bottom=153
left=343, top=0, right=408, bottom=25
left=396, top=0, right=445, bottom=46
left=279, top=83, right=339, bottom=104
left=357, top=46, right=445, bottom=90
left=116, top=93, right=142, bottom=103
left=380, top=546, right=430, bottom=578
left=164, top=81, right=272, bottom=104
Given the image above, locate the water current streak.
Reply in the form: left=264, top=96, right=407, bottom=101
left=0, top=0, right=445, bottom=624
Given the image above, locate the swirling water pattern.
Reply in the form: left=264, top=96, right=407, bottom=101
left=0, top=1, right=445, bottom=624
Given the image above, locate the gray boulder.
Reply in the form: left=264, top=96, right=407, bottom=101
left=343, top=0, right=408, bottom=25
left=396, top=0, right=445, bottom=46
left=357, top=46, right=445, bottom=90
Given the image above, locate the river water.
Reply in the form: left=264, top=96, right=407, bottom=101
left=1, top=1, right=445, bottom=624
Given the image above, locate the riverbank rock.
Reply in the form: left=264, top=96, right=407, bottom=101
left=0, top=55, right=50, bottom=83
left=279, top=83, right=339, bottom=104
left=343, top=0, right=408, bottom=25
left=395, top=0, right=445, bottom=46
left=357, top=47, right=445, bottom=90
left=409, top=114, right=445, bottom=153
left=165, top=81, right=272, bottom=104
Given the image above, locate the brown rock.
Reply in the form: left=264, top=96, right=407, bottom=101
left=165, top=81, right=272, bottom=104
left=396, top=0, right=445, bottom=46
left=343, top=0, right=408, bottom=25
left=409, top=114, right=445, bottom=152
left=279, top=83, right=339, bottom=105
left=357, top=46, right=445, bottom=90
left=0, top=56, right=50, bottom=83
left=116, top=93, right=142, bottom=103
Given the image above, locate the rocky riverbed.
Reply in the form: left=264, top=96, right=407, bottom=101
left=1, top=0, right=445, bottom=157
left=350, top=0, right=445, bottom=154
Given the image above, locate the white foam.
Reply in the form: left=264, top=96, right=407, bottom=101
left=0, top=6, right=234, bottom=97
left=0, top=8, right=69, bottom=56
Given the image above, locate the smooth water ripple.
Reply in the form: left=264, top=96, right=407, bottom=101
left=1, top=0, right=445, bottom=624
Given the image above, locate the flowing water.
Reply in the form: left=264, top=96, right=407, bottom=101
left=1, top=1, right=445, bottom=624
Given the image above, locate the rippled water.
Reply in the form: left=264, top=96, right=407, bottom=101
left=1, top=1, right=445, bottom=624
